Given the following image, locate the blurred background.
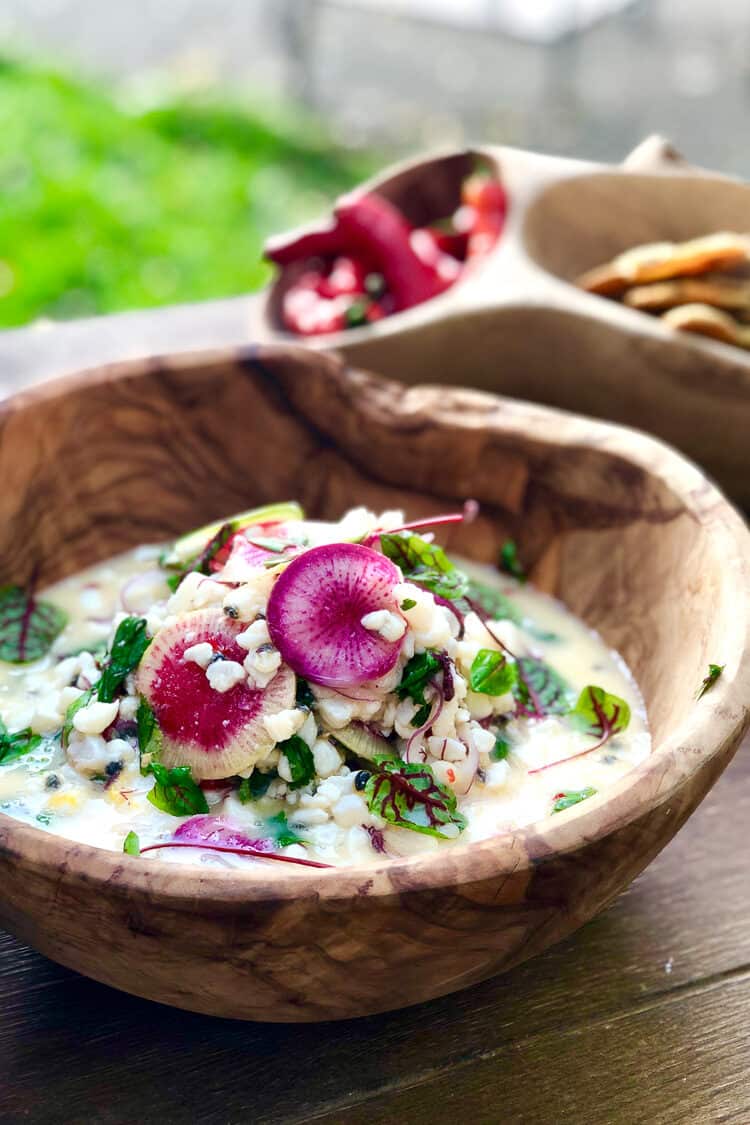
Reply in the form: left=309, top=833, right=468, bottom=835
left=2, top=0, right=749, bottom=330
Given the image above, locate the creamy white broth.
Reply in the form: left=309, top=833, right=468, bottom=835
left=0, top=511, right=650, bottom=869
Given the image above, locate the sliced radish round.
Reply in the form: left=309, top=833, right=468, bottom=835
left=209, top=521, right=294, bottom=574
left=136, top=608, right=294, bottom=780
left=174, top=816, right=274, bottom=851
left=266, top=542, right=403, bottom=689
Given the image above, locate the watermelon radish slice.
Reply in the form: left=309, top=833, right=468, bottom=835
left=209, top=521, right=296, bottom=574
left=174, top=815, right=275, bottom=851
left=162, top=502, right=304, bottom=569
left=136, top=608, right=295, bottom=780
left=266, top=542, right=403, bottom=689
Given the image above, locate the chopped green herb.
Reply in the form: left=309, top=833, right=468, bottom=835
left=163, top=521, right=235, bottom=591
left=552, top=788, right=597, bottom=813
left=0, top=585, right=67, bottom=664
left=238, top=768, right=278, bottom=802
left=344, top=298, right=370, bottom=328
left=396, top=651, right=441, bottom=726
left=266, top=810, right=305, bottom=848
left=147, top=762, right=209, bottom=817
left=697, top=663, right=725, bottom=700
left=295, top=678, right=316, bottom=709
left=123, top=830, right=141, bottom=856
left=277, top=734, right=315, bottom=790
left=0, top=717, right=42, bottom=766
left=245, top=536, right=290, bottom=553
left=379, top=532, right=469, bottom=602
left=490, top=735, right=511, bottom=762
left=35, top=812, right=53, bottom=826
left=365, top=756, right=467, bottom=840
left=97, top=616, right=149, bottom=702
left=499, top=539, right=525, bottom=582
left=469, top=649, right=518, bottom=696
left=136, top=697, right=162, bottom=769
left=400, top=598, right=417, bottom=611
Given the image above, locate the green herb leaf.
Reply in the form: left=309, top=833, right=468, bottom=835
left=469, top=649, right=518, bottom=696
left=147, top=762, right=209, bottom=817
left=265, top=810, right=305, bottom=847
left=162, top=521, right=235, bottom=590
left=397, top=651, right=441, bottom=704
left=35, top=812, right=53, bottom=826
left=344, top=298, right=370, bottom=328
left=490, top=734, right=511, bottom=762
left=379, top=532, right=469, bottom=601
left=136, top=696, right=162, bottom=769
left=61, top=686, right=95, bottom=748
left=697, top=663, right=725, bottom=700
left=0, top=717, right=42, bottom=766
left=400, top=598, right=417, bottom=611
left=278, top=734, right=315, bottom=790
left=464, top=579, right=523, bottom=624
left=0, top=585, right=67, bottom=664
left=295, top=678, right=316, bottom=709
left=499, top=539, right=526, bottom=582
left=123, top=830, right=141, bottom=856
left=97, top=616, right=149, bottom=702
left=514, top=657, right=572, bottom=717
left=238, top=768, right=278, bottom=802
left=552, top=787, right=597, bottom=814
left=568, top=685, right=631, bottom=742
left=365, top=756, right=468, bottom=839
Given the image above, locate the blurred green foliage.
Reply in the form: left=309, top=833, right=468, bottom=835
left=0, top=56, right=375, bottom=328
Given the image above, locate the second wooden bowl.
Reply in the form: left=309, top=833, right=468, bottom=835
left=0, top=345, right=748, bottom=1021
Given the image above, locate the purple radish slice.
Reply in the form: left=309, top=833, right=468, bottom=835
left=136, top=608, right=294, bottom=780
left=266, top=542, right=403, bottom=689
left=174, top=815, right=275, bottom=851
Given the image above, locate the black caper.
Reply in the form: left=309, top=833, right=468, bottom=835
left=224, top=605, right=239, bottom=620
left=354, top=770, right=371, bottom=791
left=45, top=774, right=61, bottom=790
left=105, top=760, right=124, bottom=779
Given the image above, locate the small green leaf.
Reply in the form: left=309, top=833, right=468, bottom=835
left=278, top=734, right=315, bottom=790
left=469, top=649, right=518, bottom=696
left=568, top=685, right=631, bottom=741
left=0, top=717, right=43, bottom=766
left=697, top=663, right=725, bottom=700
left=97, top=616, right=149, bottom=702
left=400, top=598, right=417, bottom=611
left=514, top=657, right=572, bottom=716
left=35, top=812, right=53, bottom=826
left=238, top=768, right=278, bottom=802
left=365, top=757, right=467, bottom=840
left=0, top=585, right=67, bottom=664
left=552, top=788, right=597, bottom=814
left=490, top=735, right=510, bottom=762
left=136, top=697, right=162, bottom=769
left=123, top=830, right=141, bottom=856
left=397, top=651, right=441, bottom=706
left=147, top=763, right=209, bottom=817
left=379, top=532, right=469, bottom=601
left=266, top=810, right=305, bottom=847
left=499, top=539, right=525, bottom=582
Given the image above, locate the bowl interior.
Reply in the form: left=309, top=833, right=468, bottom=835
left=522, top=171, right=750, bottom=283
left=0, top=345, right=742, bottom=757
left=265, top=148, right=496, bottom=336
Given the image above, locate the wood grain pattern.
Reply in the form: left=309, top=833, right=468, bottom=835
left=257, top=142, right=750, bottom=507
left=0, top=345, right=748, bottom=1022
left=1, top=734, right=748, bottom=1125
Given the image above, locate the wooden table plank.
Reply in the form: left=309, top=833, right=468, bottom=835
left=1, top=737, right=748, bottom=1125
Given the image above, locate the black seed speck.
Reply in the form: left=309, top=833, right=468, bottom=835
left=224, top=605, right=239, bottom=620
left=105, top=760, right=124, bottom=779
left=45, top=774, right=61, bottom=790
left=354, top=771, right=371, bottom=791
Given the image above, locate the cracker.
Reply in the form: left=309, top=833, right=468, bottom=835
left=577, top=232, right=750, bottom=295
left=623, top=275, right=750, bottom=312
left=661, top=303, right=750, bottom=347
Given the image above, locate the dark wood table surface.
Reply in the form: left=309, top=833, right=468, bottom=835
left=1, top=311, right=749, bottom=1125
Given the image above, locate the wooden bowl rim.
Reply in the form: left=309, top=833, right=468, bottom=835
left=1, top=345, right=749, bottom=906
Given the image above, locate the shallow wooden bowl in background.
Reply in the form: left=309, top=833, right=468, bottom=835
left=253, top=139, right=750, bottom=506
left=0, top=345, right=748, bottom=1022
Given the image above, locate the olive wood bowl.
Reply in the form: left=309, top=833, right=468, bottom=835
left=0, top=344, right=748, bottom=1022
left=252, top=137, right=750, bottom=506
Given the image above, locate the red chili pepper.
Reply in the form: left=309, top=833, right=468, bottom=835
left=425, top=226, right=469, bottom=261
left=317, top=256, right=367, bottom=298
left=461, top=174, right=507, bottom=259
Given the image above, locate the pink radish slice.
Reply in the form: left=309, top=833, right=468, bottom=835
left=210, top=521, right=292, bottom=573
left=174, top=815, right=274, bottom=851
left=266, top=542, right=403, bottom=688
left=136, top=608, right=295, bottom=780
